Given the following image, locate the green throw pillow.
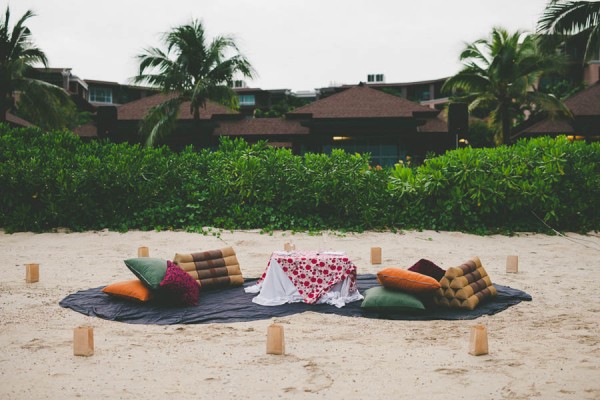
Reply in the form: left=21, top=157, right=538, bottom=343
left=124, top=258, right=168, bottom=290
left=361, top=286, right=425, bottom=313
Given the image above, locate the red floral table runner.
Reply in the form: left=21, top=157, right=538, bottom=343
left=258, top=251, right=358, bottom=304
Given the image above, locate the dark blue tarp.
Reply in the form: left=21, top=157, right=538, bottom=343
left=59, top=274, right=532, bottom=325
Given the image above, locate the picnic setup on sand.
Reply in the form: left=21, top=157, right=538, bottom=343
left=59, top=245, right=532, bottom=325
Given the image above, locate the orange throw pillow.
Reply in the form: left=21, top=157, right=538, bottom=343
left=377, top=267, right=441, bottom=293
left=103, top=279, right=153, bottom=302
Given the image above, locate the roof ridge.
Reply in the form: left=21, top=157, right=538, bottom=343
left=288, top=84, right=437, bottom=117
left=565, top=80, right=600, bottom=105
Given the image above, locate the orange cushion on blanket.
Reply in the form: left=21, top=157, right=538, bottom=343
left=377, top=267, right=441, bottom=293
left=102, top=279, right=153, bottom=302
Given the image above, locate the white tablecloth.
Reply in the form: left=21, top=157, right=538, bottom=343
left=245, top=254, right=363, bottom=308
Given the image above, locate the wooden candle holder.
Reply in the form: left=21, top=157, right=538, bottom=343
left=25, top=263, right=39, bottom=283
left=506, top=255, right=518, bottom=273
left=266, top=324, right=285, bottom=355
left=73, top=326, right=94, bottom=357
left=469, top=325, right=488, bottom=356
left=137, top=246, right=149, bottom=257
left=370, top=247, right=382, bottom=264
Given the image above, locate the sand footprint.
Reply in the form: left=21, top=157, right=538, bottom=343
left=302, top=360, right=334, bottom=393
left=434, top=368, right=469, bottom=375
left=21, top=338, right=51, bottom=351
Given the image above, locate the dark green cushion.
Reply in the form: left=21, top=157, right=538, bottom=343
left=361, top=286, right=425, bottom=312
left=124, top=258, right=168, bottom=290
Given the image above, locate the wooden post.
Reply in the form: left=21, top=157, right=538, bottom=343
left=469, top=325, right=488, bottom=356
left=506, top=255, right=518, bottom=273
left=370, top=247, right=382, bottom=264
left=266, top=324, right=285, bottom=355
left=284, top=243, right=295, bottom=252
left=25, top=263, right=39, bottom=283
left=137, top=246, right=149, bottom=257
left=73, top=326, right=94, bottom=357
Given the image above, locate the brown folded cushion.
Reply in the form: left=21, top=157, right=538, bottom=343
left=440, top=276, right=451, bottom=289
left=435, top=288, right=445, bottom=298
left=198, top=275, right=244, bottom=290
left=455, top=276, right=493, bottom=300
left=460, top=285, right=497, bottom=310
left=444, top=287, right=457, bottom=300
left=444, top=257, right=482, bottom=279
left=449, top=298, right=462, bottom=308
left=435, top=256, right=498, bottom=310
left=173, top=247, right=244, bottom=290
left=449, top=266, right=488, bottom=289
left=434, top=296, right=450, bottom=307
left=174, top=247, right=236, bottom=263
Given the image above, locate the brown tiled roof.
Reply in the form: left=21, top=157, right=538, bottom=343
left=117, top=92, right=239, bottom=120
left=5, top=112, right=33, bottom=127
left=73, top=123, right=98, bottom=137
left=515, top=82, right=600, bottom=136
left=564, top=81, right=600, bottom=116
left=214, top=118, right=309, bottom=136
left=516, top=118, right=575, bottom=135
left=288, top=84, right=437, bottom=118
left=417, top=117, right=449, bottom=133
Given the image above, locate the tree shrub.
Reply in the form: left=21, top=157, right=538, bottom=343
left=0, top=124, right=598, bottom=233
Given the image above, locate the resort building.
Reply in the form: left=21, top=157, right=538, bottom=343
left=513, top=81, right=600, bottom=142
left=96, top=82, right=453, bottom=165
left=27, top=67, right=157, bottom=110
left=17, top=57, right=600, bottom=158
left=318, top=76, right=449, bottom=110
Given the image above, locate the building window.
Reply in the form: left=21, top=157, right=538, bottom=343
left=239, top=94, right=255, bottom=106
left=323, top=139, right=400, bottom=167
left=367, top=74, right=385, bottom=83
left=89, top=87, right=113, bottom=103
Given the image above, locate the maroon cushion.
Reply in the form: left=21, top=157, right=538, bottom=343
left=407, top=259, right=446, bottom=281
left=159, top=261, right=200, bottom=306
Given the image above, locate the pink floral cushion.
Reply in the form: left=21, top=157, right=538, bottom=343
left=159, top=261, right=200, bottom=306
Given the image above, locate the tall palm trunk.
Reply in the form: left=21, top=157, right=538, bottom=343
left=0, top=97, right=9, bottom=122
left=501, top=111, right=512, bottom=146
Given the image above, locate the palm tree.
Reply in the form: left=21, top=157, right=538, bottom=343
left=0, top=7, right=73, bottom=126
left=442, top=27, right=569, bottom=145
left=133, top=20, right=255, bottom=146
left=538, top=1, right=600, bottom=62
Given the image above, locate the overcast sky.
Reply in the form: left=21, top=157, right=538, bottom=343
left=8, top=0, right=550, bottom=92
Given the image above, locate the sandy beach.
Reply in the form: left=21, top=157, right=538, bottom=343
left=1, top=229, right=599, bottom=399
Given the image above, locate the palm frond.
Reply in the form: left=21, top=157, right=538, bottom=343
left=205, top=85, right=238, bottom=109
left=538, top=1, right=600, bottom=61
left=523, top=91, right=573, bottom=118
left=583, top=22, right=600, bottom=59
left=134, top=18, right=255, bottom=145
left=445, top=26, right=572, bottom=144
left=16, top=78, right=75, bottom=128
left=139, top=96, right=183, bottom=146
left=442, top=70, right=490, bottom=95
left=538, top=1, right=600, bottom=35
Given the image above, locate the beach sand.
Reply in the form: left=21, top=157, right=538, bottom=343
left=1, top=229, right=599, bottom=399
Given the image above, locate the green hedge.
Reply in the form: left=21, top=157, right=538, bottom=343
left=0, top=124, right=598, bottom=233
